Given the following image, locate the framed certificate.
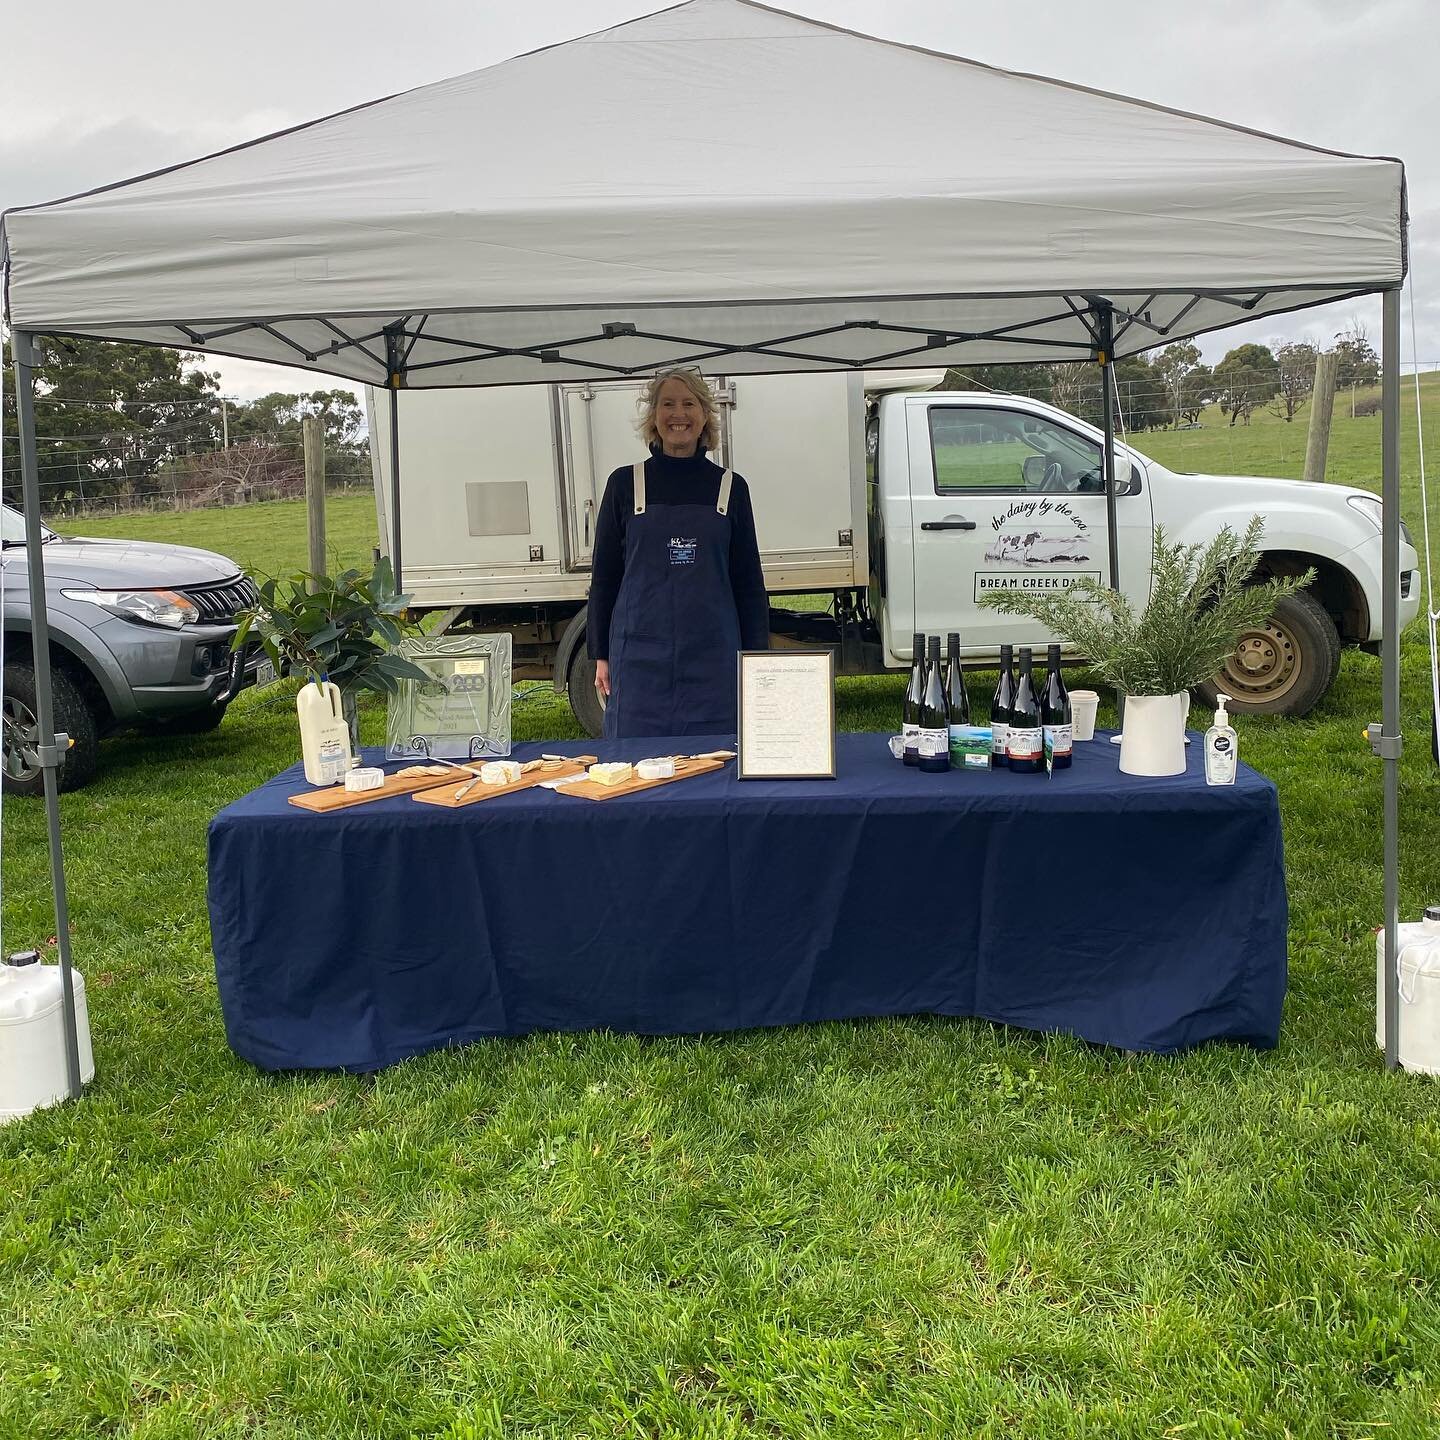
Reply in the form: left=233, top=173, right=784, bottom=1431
left=385, top=633, right=513, bottom=761
left=737, top=649, right=837, bottom=780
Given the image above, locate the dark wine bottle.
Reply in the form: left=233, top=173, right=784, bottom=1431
left=990, top=643, right=1014, bottom=768
left=902, top=631, right=925, bottom=766
left=1007, top=646, right=1043, bottom=773
left=1041, top=643, right=1072, bottom=770
left=945, top=632, right=970, bottom=771
left=918, top=635, right=950, bottom=772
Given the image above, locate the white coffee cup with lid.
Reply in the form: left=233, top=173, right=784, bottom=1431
left=1070, top=689, right=1100, bottom=741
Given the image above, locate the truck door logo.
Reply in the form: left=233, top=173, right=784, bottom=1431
left=984, top=500, right=1092, bottom=566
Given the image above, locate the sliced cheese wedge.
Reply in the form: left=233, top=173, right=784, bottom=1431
left=588, top=762, right=634, bottom=787
left=480, top=760, right=523, bottom=786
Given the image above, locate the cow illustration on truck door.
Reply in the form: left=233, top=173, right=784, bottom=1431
left=976, top=497, right=1101, bottom=598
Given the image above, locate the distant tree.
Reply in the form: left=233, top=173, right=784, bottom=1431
left=1269, top=341, right=1319, bottom=422
left=1178, top=363, right=1215, bottom=425
left=1112, top=354, right=1166, bottom=432
left=1334, top=319, right=1380, bottom=389
left=1213, top=343, right=1280, bottom=426
left=942, top=364, right=1053, bottom=402
left=1045, top=362, right=1089, bottom=417
left=1153, top=342, right=1202, bottom=428
left=2, top=337, right=222, bottom=507
left=227, top=389, right=368, bottom=469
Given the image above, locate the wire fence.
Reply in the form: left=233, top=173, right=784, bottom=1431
left=1, top=369, right=1403, bottom=521
left=1, top=393, right=374, bottom=520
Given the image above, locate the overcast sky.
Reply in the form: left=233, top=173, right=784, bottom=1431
left=1, top=0, right=1434, bottom=401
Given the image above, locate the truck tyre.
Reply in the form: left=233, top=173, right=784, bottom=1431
left=566, top=649, right=606, bottom=738
left=3, top=660, right=100, bottom=797
left=1194, top=589, right=1341, bottom=718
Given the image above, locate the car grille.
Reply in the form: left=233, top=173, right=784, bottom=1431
left=181, top=575, right=260, bottom=625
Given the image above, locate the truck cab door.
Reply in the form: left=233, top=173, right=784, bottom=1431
left=902, top=397, right=1154, bottom=654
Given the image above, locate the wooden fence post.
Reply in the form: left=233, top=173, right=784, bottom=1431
left=303, top=414, right=326, bottom=579
left=1303, top=349, right=1339, bottom=484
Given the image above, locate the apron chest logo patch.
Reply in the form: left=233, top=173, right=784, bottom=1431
left=669, top=537, right=697, bottom=566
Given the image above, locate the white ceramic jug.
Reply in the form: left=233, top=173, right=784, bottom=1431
left=1119, top=692, right=1189, bottom=777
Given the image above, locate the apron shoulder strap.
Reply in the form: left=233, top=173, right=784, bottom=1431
left=717, top=469, right=734, bottom=516
left=632, top=461, right=646, bottom=515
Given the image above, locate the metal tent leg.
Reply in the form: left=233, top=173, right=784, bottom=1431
left=11, top=330, right=83, bottom=1099
left=1381, top=290, right=1402, bottom=1072
left=1097, top=303, right=1121, bottom=594
left=385, top=328, right=404, bottom=590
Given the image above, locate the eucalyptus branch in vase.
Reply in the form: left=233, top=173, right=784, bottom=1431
left=232, top=556, right=431, bottom=741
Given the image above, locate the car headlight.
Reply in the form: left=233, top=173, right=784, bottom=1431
left=1346, top=494, right=1413, bottom=547
left=61, top=588, right=200, bottom=628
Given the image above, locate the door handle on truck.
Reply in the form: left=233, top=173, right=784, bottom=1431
left=921, top=519, right=977, bottom=531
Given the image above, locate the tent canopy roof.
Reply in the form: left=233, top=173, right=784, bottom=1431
left=1, top=0, right=1405, bottom=386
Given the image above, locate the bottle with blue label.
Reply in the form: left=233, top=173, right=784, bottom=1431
left=1204, top=693, right=1238, bottom=785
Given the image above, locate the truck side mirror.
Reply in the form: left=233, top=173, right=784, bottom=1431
left=1022, top=455, right=1047, bottom=488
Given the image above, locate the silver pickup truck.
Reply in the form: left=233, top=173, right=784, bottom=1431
left=1, top=504, right=271, bottom=795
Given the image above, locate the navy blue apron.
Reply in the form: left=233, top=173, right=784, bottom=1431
left=603, top=460, right=739, bottom=739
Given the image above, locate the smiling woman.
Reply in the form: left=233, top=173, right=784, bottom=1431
left=585, top=368, right=770, bottom=740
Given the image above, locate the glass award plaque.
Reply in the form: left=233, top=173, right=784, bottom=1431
left=385, top=634, right=513, bottom=761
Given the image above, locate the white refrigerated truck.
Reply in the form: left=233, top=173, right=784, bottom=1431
left=369, top=371, right=1419, bottom=735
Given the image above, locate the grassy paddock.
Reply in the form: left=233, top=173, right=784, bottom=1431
left=5, top=386, right=1440, bottom=1436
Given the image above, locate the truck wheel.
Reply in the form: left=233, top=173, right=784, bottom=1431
left=566, top=650, right=606, bottom=738
left=1194, top=589, right=1341, bottom=718
left=3, top=660, right=100, bottom=796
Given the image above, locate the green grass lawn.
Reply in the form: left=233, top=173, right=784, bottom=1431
left=7, top=385, right=1440, bottom=1436
left=53, top=491, right=383, bottom=579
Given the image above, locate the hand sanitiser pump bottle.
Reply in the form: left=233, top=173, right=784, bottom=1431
left=1204, top=693, right=1238, bottom=785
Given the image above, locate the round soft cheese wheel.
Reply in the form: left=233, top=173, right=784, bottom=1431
left=636, top=757, right=675, bottom=780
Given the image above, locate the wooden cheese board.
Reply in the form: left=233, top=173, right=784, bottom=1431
left=412, top=755, right=598, bottom=808
left=287, top=762, right=479, bottom=813
left=557, top=752, right=733, bottom=801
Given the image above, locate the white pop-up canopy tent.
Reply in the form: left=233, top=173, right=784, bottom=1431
left=1, top=0, right=1411, bottom=1087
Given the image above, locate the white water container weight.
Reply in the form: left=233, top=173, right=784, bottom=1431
left=1376, top=906, right=1440, bottom=1074
left=0, top=953, right=94, bottom=1123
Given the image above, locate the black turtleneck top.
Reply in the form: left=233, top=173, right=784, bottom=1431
left=586, top=447, right=769, bottom=662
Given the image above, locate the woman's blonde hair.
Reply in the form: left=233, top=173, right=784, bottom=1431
left=637, top=367, right=721, bottom=453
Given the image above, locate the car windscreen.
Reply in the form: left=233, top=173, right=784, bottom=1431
left=1, top=505, right=54, bottom=545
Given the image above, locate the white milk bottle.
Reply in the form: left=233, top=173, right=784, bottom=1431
left=296, top=677, right=352, bottom=784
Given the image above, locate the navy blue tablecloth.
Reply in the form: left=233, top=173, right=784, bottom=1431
left=207, top=732, right=1287, bottom=1071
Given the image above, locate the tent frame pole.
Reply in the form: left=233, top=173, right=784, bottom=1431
left=11, top=329, right=83, bottom=1099
left=385, top=327, right=404, bottom=589
left=1095, top=302, right=1122, bottom=593
left=1381, top=289, right=1402, bottom=1071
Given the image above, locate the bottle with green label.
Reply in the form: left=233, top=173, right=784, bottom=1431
left=944, top=631, right=970, bottom=768
left=990, top=644, right=1015, bottom=768
left=1040, top=644, right=1072, bottom=769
